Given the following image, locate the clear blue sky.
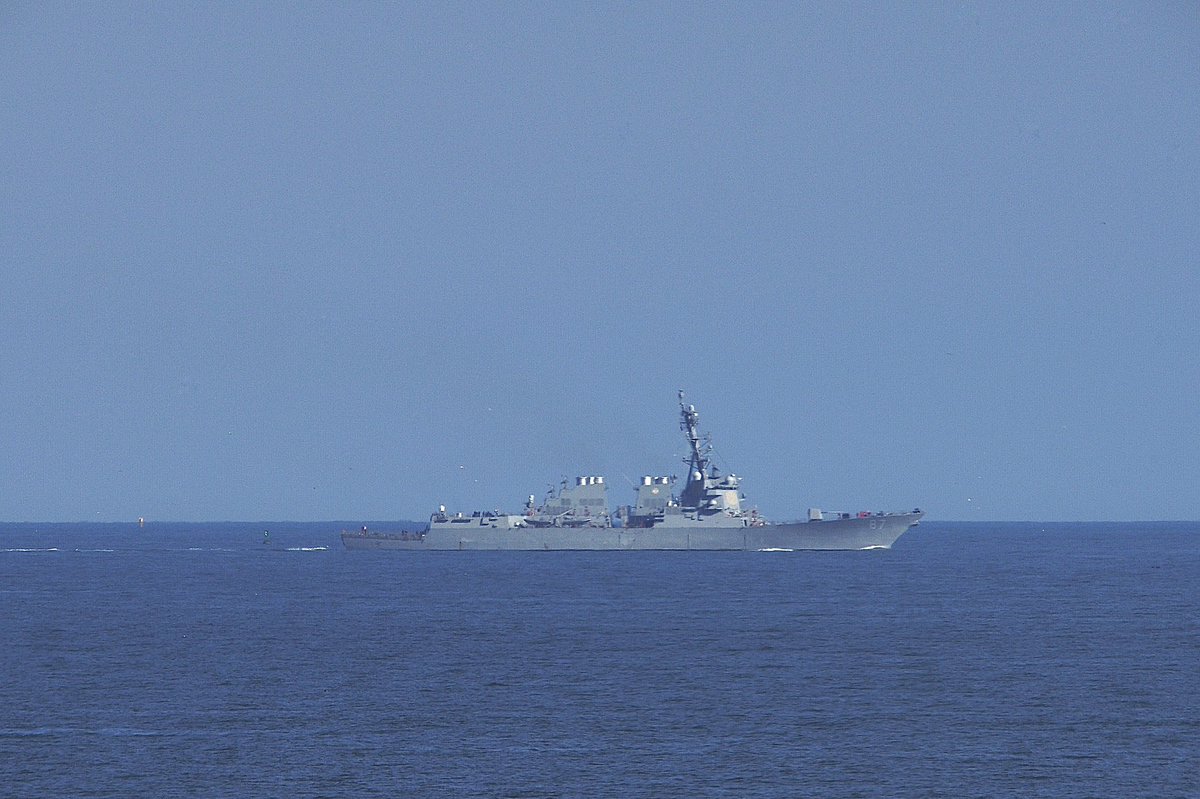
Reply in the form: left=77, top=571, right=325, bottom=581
left=2, top=3, right=1196, bottom=522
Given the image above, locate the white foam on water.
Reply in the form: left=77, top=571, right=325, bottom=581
left=75, top=548, right=117, bottom=553
left=285, top=546, right=329, bottom=552
left=2, top=548, right=60, bottom=553
left=756, top=548, right=795, bottom=552
left=859, top=545, right=890, bottom=550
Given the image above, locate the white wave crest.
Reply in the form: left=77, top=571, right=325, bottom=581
left=2, top=548, right=60, bottom=553
left=285, top=546, right=329, bottom=552
left=756, top=548, right=795, bottom=552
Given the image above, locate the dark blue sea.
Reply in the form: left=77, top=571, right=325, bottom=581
left=2, top=521, right=1196, bottom=798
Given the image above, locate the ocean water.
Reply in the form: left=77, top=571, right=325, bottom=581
left=1, top=521, right=1196, bottom=798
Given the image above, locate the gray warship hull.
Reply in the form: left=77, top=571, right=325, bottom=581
left=341, top=511, right=922, bottom=551
left=343, top=392, right=923, bottom=552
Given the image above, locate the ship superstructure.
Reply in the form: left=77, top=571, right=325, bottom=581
left=342, top=392, right=922, bottom=551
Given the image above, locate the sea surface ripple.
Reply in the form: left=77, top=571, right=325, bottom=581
left=1, top=521, right=1196, bottom=798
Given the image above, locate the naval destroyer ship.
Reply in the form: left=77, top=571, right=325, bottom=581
left=342, top=393, right=922, bottom=551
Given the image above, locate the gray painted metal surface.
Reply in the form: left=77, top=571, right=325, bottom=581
left=342, top=393, right=923, bottom=551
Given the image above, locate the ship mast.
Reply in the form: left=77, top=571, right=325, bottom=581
left=678, top=390, right=709, bottom=508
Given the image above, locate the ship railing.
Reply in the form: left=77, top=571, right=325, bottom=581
left=805, top=509, right=923, bottom=522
